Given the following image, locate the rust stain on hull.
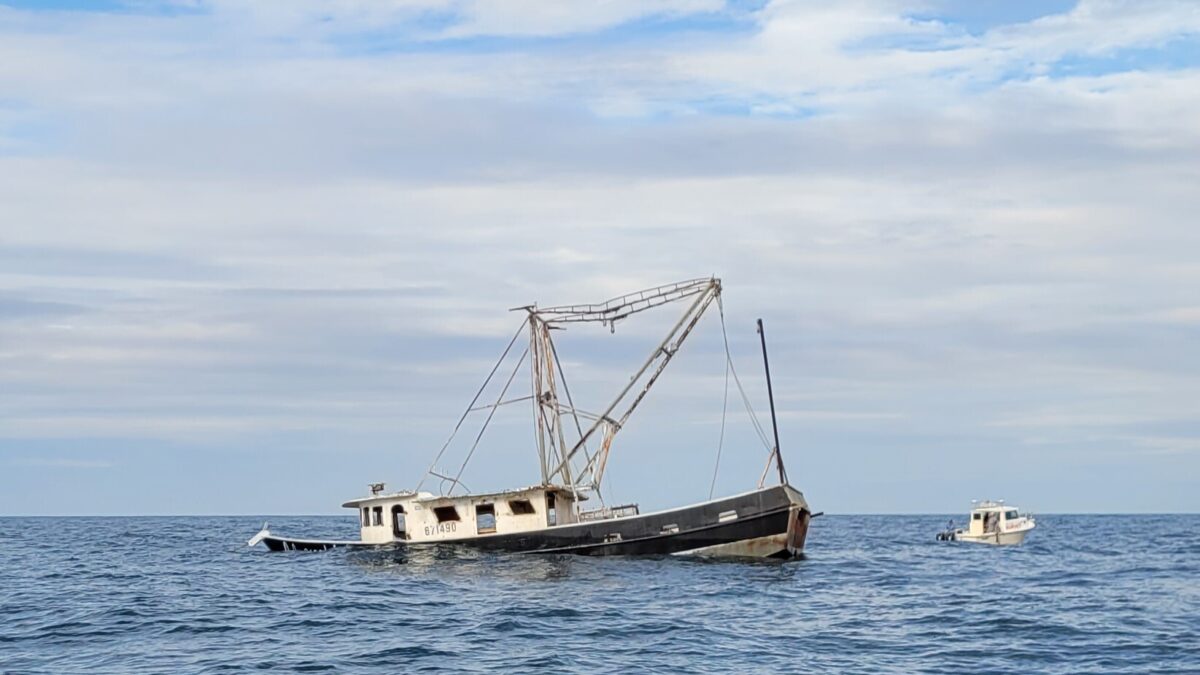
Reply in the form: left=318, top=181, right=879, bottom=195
left=787, top=508, right=811, bottom=556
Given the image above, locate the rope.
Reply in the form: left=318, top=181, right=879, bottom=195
left=723, top=312, right=774, bottom=452
left=416, top=318, right=527, bottom=491
left=450, top=345, right=530, bottom=492
left=548, top=333, right=606, bottom=507
left=467, top=395, right=533, bottom=412
left=709, top=297, right=732, bottom=500
left=710, top=296, right=775, bottom=496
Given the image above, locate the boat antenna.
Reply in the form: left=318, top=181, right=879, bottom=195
left=756, top=318, right=788, bottom=486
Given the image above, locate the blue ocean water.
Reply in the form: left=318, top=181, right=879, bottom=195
left=1, top=514, right=1197, bottom=673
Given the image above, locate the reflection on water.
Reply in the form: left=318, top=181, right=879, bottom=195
left=347, top=546, right=580, bottom=582
left=346, top=542, right=804, bottom=584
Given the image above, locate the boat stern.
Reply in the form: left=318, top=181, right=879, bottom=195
left=783, top=484, right=813, bottom=557
left=678, top=484, right=812, bottom=559
left=786, top=505, right=812, bottom=557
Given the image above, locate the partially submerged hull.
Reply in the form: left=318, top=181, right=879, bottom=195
left=253, top=484, right=811, bottom=558
left=258, top=535, right=368, bottom=552
left=248, top=280, right=817, bottom=561
left=943, top=528, right=1031, bottom=546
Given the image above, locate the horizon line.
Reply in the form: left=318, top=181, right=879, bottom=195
left=3, top=511, right=1197, bottom=518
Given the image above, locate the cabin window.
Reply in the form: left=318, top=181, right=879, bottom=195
left=718, top=510, right=738, bottom=523
left=391, top=504, right=406, bottom=539
left=508, top=499, right=536, bottom=515
left=546, top=493, right=557, bottom=526
left=372, top=506, right=383, bottom=527
left=361, top=508, right=370, bottom=527
left=434, top=506, right=460, bottom=523
left=604, top=533, right=622, bottom=543
left=972, top=513, right=982, bottom=521
left=476, top=504, right=496, bottom=534
left=983, top=513, right=998, bottom=532
left=1005, top=510, right=1018, bottom=520
left=661, top=523, right=679, bottom=534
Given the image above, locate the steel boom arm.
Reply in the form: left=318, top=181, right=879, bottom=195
left=534, top=277, right=717, bottom=327
left=542, top=277, right=722, bottom=487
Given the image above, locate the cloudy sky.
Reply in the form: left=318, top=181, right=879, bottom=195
left=2, top=0, right=1198, bottom=515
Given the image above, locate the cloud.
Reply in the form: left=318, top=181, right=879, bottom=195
left=0, top=0, right=1198, bottom=513
left=442, top=0, right=727, bottom=38
left=668, top=0, right=1200, bottom=106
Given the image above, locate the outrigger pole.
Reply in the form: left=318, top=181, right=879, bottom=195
left=757, top=318, right=788, bottom=486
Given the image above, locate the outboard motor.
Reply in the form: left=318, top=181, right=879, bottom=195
left=936, top=520, right=957, bottom=541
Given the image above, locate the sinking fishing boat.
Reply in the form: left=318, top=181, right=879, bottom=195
left=936, top=500, right=1036, bottom=545
left=249, top=278, right=813, bottom=558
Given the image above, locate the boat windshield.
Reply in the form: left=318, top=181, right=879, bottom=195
left=1005, top=510, right=1019, bottom=520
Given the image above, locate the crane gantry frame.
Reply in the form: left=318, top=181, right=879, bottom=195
left=420, top=277, right=727, bottom=503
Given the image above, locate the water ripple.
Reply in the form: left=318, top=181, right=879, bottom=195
left=1, top=514, right=1198, bottom=673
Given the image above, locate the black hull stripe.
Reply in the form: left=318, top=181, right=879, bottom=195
left=528, top=506, right=794, bottom=556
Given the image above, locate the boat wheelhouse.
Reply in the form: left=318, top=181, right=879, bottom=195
left=347, top=484, right=581, bottom=545
left=936, top=500, right=1036, bottom=545
left=250, top=278, right=813, bottom=558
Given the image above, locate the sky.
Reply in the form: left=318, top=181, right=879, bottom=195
left=1, top=0, right=1198, bottom=515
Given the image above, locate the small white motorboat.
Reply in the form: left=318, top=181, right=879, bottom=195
left=936, top=500, right=1035, bottom=545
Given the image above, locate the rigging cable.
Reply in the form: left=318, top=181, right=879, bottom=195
left=416, top=317, right=528, bottom=492
left=450, top=345, right=530, bottom=492
left=548, top=334, right=606, bottom=507
left=724, top=320, right=775, bottom=453
left=709, top=297, right=732, bottom=500
left=710, top=295, right=777, bottom=496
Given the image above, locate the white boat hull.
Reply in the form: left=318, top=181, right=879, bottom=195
left=951, top=528, right=1031, bottom=546
left=937, top=501, right=1036, bottom=546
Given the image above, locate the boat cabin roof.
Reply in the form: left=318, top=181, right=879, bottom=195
left=970, top=500, right=1020, bottom=514
left=342, top=484, right=579, bottom=509
left=341, top=490, right=423, bottom=508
